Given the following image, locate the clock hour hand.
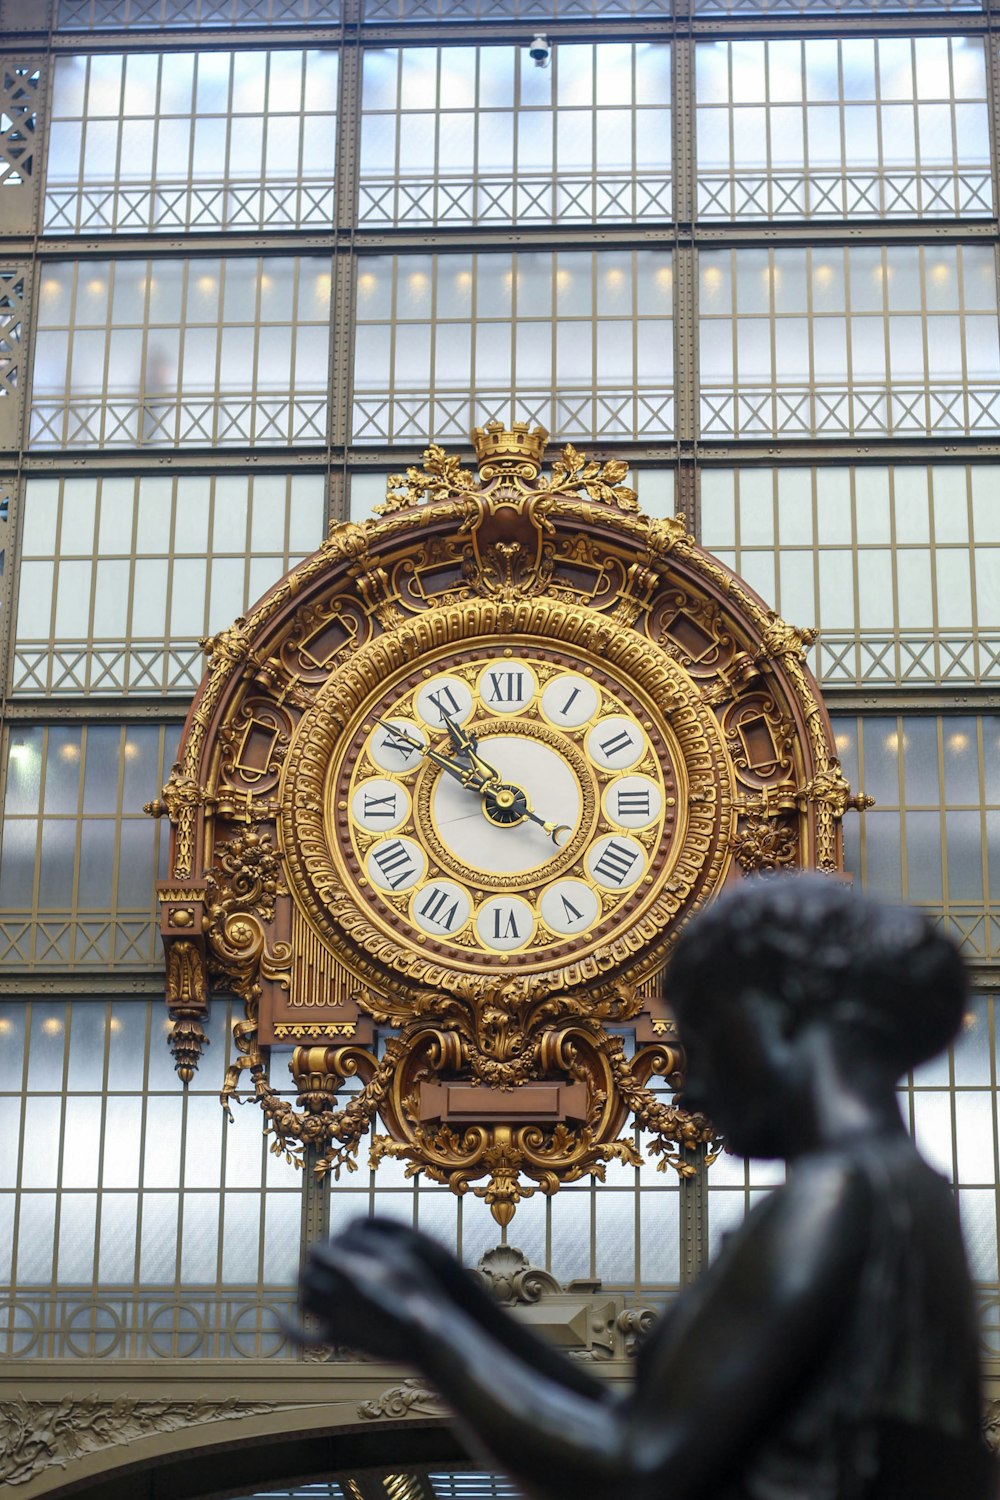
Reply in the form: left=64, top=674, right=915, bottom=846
left=433, top=712, right=504, bottom=789
left=481, top=783, right=570, bottom=847
left=524, top=805, right=571, bottom=847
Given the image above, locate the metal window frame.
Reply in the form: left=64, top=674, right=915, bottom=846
left=2, top=1, right=1000, bottom=1317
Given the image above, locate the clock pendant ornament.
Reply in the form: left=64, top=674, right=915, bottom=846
left=149, top=423, right=869, bottom=1223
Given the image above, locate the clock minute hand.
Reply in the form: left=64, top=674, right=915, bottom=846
left=436, top=711, right=502, bottom=788
left=439, top=709, right=472, bottom=756
left=375, top=720, right=495, bottom=794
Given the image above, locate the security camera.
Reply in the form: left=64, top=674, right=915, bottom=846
left=528, top=34, right=551, bottom=68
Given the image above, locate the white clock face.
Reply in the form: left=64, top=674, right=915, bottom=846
left=334, top=649, right=681, bottom=974
left=431, top=735, right=583, bottom=876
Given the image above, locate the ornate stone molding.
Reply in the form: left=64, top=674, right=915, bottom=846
left=472, top=1245, right=561, bottom=1305
left=357, top=1379, right=450, bottom=1423
left=0, top=1395, right=276, bottom=1488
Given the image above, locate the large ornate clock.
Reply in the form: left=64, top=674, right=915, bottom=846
left=149, top=424, right=869, bottom=1222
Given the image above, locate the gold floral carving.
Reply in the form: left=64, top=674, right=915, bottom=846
left=799, top=758, right=876, bottom=820
left=165, top=941, right=207, bottom=1005
left=754, top=610, right=820, bottom=663
left=731, top=810, right=799, bottom=875
left=208, top=829, right=286, bottom=923
left=0, top=1395, right=276, bottom=1488
left=377, top=444, right=476, bottom=514
left=544, top=442, right=638, bottom=511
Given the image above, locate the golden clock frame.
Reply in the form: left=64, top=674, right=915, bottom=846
left=148, top=423, right=871, bottom=1224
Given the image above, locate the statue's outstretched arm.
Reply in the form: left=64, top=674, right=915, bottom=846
left=316, top=1216, right=611, bottom=1403
left=301, top=1161, right=868, bottom=1500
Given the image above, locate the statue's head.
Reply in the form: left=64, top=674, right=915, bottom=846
left=667, top=875, right=969, bottom=1157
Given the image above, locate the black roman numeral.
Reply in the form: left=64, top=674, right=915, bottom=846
left=371, top=840, right=415, bottom=889
left=593, top=840, right=638, bottom=887
left=381, top=728, right=418, bottom=762
left=600, top=728, right=635, bottom=760
left=427, top=685, right=462, bottom=719
left=559, top=893, right=585, bottom=924
left=559, top=686, right=582, bottom=718
left=418, top=886, right=461, bottom=931
left=363, top=792, right=398, bottom=820
left=616, top=788, right=651, bottom=819
left=487, top=670, right=524, bottom=704
left=492, top=906, right=521, bottom=940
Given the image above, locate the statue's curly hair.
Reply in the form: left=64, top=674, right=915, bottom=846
left=667, top=875, right=968, bottom=1076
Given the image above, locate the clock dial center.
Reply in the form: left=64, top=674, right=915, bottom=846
left=430, top=732, right=583, bottom=877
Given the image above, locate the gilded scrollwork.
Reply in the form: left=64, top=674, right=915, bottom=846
left=799, top=758, right=876, bottom=820
left=209, top=829, right=286, bottom=923
left=144, top=762, right=214, bottom=880
left=155, top=422, right=861, bottom=1221
left=731, top=809, right=799, bottom=875
left=218, top=701, right=293, bottom=794
left=723, top=696, right=797, bottom=791
left=755, top=610, right=820, bottom=664
left=358, top=1380, right=450, bottom=1422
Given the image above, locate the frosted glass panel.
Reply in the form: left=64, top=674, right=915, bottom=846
left=834, top=714, right=1000, bottom=963
left=0, top=999, right=302, bottom=1359
left=0, top=725, right=180, bottom=971
left=700, top=464, right=1000, bottom=688
left=353, top=250, right=673, bottom=444
left=46, top=51, right=338, bottom=233
left=697, top=37, right=990, bottom=221
left=360, top=44, right=670, bottom=227
left=13, top=474, right=324, bottom=697
left=29, top=257, right=332, bottom=450
left=700, top=245, right=1000, bottom=439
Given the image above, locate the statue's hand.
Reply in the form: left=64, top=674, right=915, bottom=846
left=300, top=1220, right=444, bottom=1362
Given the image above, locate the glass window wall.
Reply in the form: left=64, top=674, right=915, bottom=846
left=0, top=725, right=179, bottom=970
left=0, top=998, right=302, bottom=1358
left=44, top=50, right=339, bottom=234
left=699, top=243, right=1000, bottom=438
left=353, top=249, right=674, bottom=444
left=835, top=712, right=1000, bottom=963
left=12, top=473, right=325, bottom=696
left=700, top=463, right=1000, bottom=688
left=696, top=36, right=990, bottom=220
left=28, top=256, right=332, bottom=449
left=360, top=43, right=670, bottom=228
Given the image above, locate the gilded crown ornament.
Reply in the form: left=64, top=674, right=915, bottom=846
left=151, top=421, right=868, bottom=1223
left=471, top=419, right=549, bottom=477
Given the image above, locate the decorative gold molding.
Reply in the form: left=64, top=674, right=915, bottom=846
left=144, top=763, right=214, bottom=880
left=156, top=425, right=862, bottom=1223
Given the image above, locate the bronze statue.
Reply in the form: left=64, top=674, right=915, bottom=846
left=300, top=876, right=997, bottom=1498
